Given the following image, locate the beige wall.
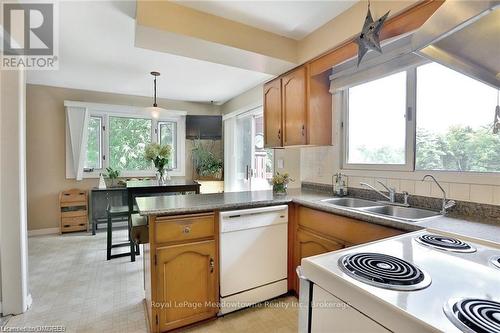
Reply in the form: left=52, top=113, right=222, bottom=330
left=26, top=84, right=221, bottom=231
left=220, top=84, right=263, bottom=115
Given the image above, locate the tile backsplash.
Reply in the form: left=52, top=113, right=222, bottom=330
left=299, top=146, right=500, bottom=206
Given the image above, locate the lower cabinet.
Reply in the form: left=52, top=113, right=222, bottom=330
left=156, top=240, right=218, bottom=332
left=291, top=205, right=405, bottom=293
left=145, top=212, right=218, bottom=333
left=296, top=229, right=344, bottom=261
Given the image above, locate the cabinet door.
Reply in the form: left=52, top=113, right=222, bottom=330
left=263, top=78, right=282, bottom=148
left=296, top=228, right=344, bottom=263
left=156, top=240, right=217, bottom=332
left=282, top=66, right=307, bottom=146
left=293, top=229, right=344, bottom=293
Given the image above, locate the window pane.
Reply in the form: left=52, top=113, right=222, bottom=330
left=85, top=116, right=102, bottom=169
left=348, top=71, right=407, bottom=164
left=416, top=63, right=500, bottom=172
left=159, top=121, right=177, bottom=169
left=109, top=116, right=152, bottom=170
left=253, top=115, right=273, bottom=190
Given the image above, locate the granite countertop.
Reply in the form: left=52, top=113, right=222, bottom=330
left=135, top=188, right=500, bottom=244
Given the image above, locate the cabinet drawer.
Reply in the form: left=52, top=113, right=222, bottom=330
left=61, top=216, right=87, bottom=227
left=155, top=213, right=215, bottom=244
left=298, top=206, right=403, bottom=245
left=61, top=210, right=87, bottom=218
left=60, top=190, right=87, bottom=204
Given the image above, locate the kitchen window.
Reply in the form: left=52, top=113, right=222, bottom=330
left=108, top=116, right=152, bottom=171
left=158, top=121, right=177, bottom=169
left=343, top=68, right=416, bottom=171
left=84, top=116, right=103, bottom=170
left=343, top=61, right=499, bottom=174
left=346, top=71, right=408, bottom=166
left=416, top=63, right=500, bottom=172
left=79, top=106, right=185, bottom=177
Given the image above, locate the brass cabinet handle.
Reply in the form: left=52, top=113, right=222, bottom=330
left=278, top=129, right=281, bottom=140
left=209, top=258, right=214, bottom=273
left=302, top=124, right=305, bottom=137
left=182, top=226, right=191, bottom=234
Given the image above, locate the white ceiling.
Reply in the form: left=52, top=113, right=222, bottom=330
left=27, top=1, right=357, bottom=103
left=27, top=1, right=272, bottom=104
left=176, top=0, right=358, bottom=40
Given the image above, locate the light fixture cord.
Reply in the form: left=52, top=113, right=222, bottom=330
left=153, top=76, right=157, bottom=107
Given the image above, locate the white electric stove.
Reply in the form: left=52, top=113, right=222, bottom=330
left=299, top=229, right=500, bottom=333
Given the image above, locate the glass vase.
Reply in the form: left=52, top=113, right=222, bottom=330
left=156, top=170, right=166, bottom=185
left=273, top=183, right=288, bottom=195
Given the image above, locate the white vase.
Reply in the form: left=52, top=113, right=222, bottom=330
left=98, top=173, right=106, bottom=189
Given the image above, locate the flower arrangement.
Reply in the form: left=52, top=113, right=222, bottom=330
left=144, top=143, right=172, bottom=182
left=270, top=172, right=294, bottom=195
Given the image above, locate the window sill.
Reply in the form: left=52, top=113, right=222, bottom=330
left=81, top=169, right=185, bottom=179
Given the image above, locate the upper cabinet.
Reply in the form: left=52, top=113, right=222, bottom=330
left=281, top=66, right=307, bottom=146
left=263, top=78, right=282, bottom=148
left=263, top=64, right=332, bottom=148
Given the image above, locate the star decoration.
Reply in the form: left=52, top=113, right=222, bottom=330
left=355, top=3, right=390, bottom=66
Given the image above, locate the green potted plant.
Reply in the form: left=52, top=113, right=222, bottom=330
left=144, top=143, right=172, bottom=183
left=192, top=140, right=223, bottom=180
left=270, top=172, right=294, bottom=195
left=105, top=167, right=120, bottom=187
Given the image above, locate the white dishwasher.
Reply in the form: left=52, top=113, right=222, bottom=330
left=219, top=205, right=288, bottom=315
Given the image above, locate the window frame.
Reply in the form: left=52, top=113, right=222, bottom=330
left=342, top=68, right=416, bottom=172
left=82, top=111, right=185, bottom=178
left=341, top=64, right=500, bottom=179
left=84, top=115, right=104, bottom=171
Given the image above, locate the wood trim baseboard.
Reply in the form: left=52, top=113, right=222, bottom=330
left=28, top=227, right=60, bottom=237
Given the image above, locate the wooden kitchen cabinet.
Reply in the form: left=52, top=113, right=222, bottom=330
left=156, top=240, right=218, bottom=332
left=263, top=78, right=282, bottom=148
left=295, top=228, right=344, bottom=263
left=145, top=212, right=218, bottom=332
left=263, top=64, right=331, bottom=147
left=290, top=205, right=404, bottom=293
left=281, top=66, right=307, bottom=146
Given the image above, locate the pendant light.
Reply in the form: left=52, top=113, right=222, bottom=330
left=147, top=71, right=163, bottom=119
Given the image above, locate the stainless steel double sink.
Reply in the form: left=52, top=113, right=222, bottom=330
left=321, top=197, right=441, bottom=222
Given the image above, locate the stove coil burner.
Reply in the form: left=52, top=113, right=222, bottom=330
left=490, top=256, right=500, bottom=270
left=444, top=298, right=500, bottom=333
left=415, top=234, right=476, bottom=253
left=338, top=253, right=431, bottom=291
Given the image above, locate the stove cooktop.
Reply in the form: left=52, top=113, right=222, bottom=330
left=444, top=298, right=500, bottom=333
left=415, top=234, right=476, bottom=253
left=490, top=256, right=500, bottom=270
left=302, top=229, right=500, bottom=333
left=338, top=252, right=431, bottom=291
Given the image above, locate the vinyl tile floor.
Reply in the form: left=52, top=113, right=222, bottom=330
left=4, top=230, right=298, bottom=333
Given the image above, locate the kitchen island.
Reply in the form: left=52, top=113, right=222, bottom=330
left=136, top=187, right=500, bottom=332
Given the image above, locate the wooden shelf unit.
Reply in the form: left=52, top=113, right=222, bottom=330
left=59, top=189, right=89, bottom=234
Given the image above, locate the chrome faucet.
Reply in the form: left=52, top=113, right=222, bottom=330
left=421, top=175, right=456, bottom=215
left=360, top=180, right=396, bottom=203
